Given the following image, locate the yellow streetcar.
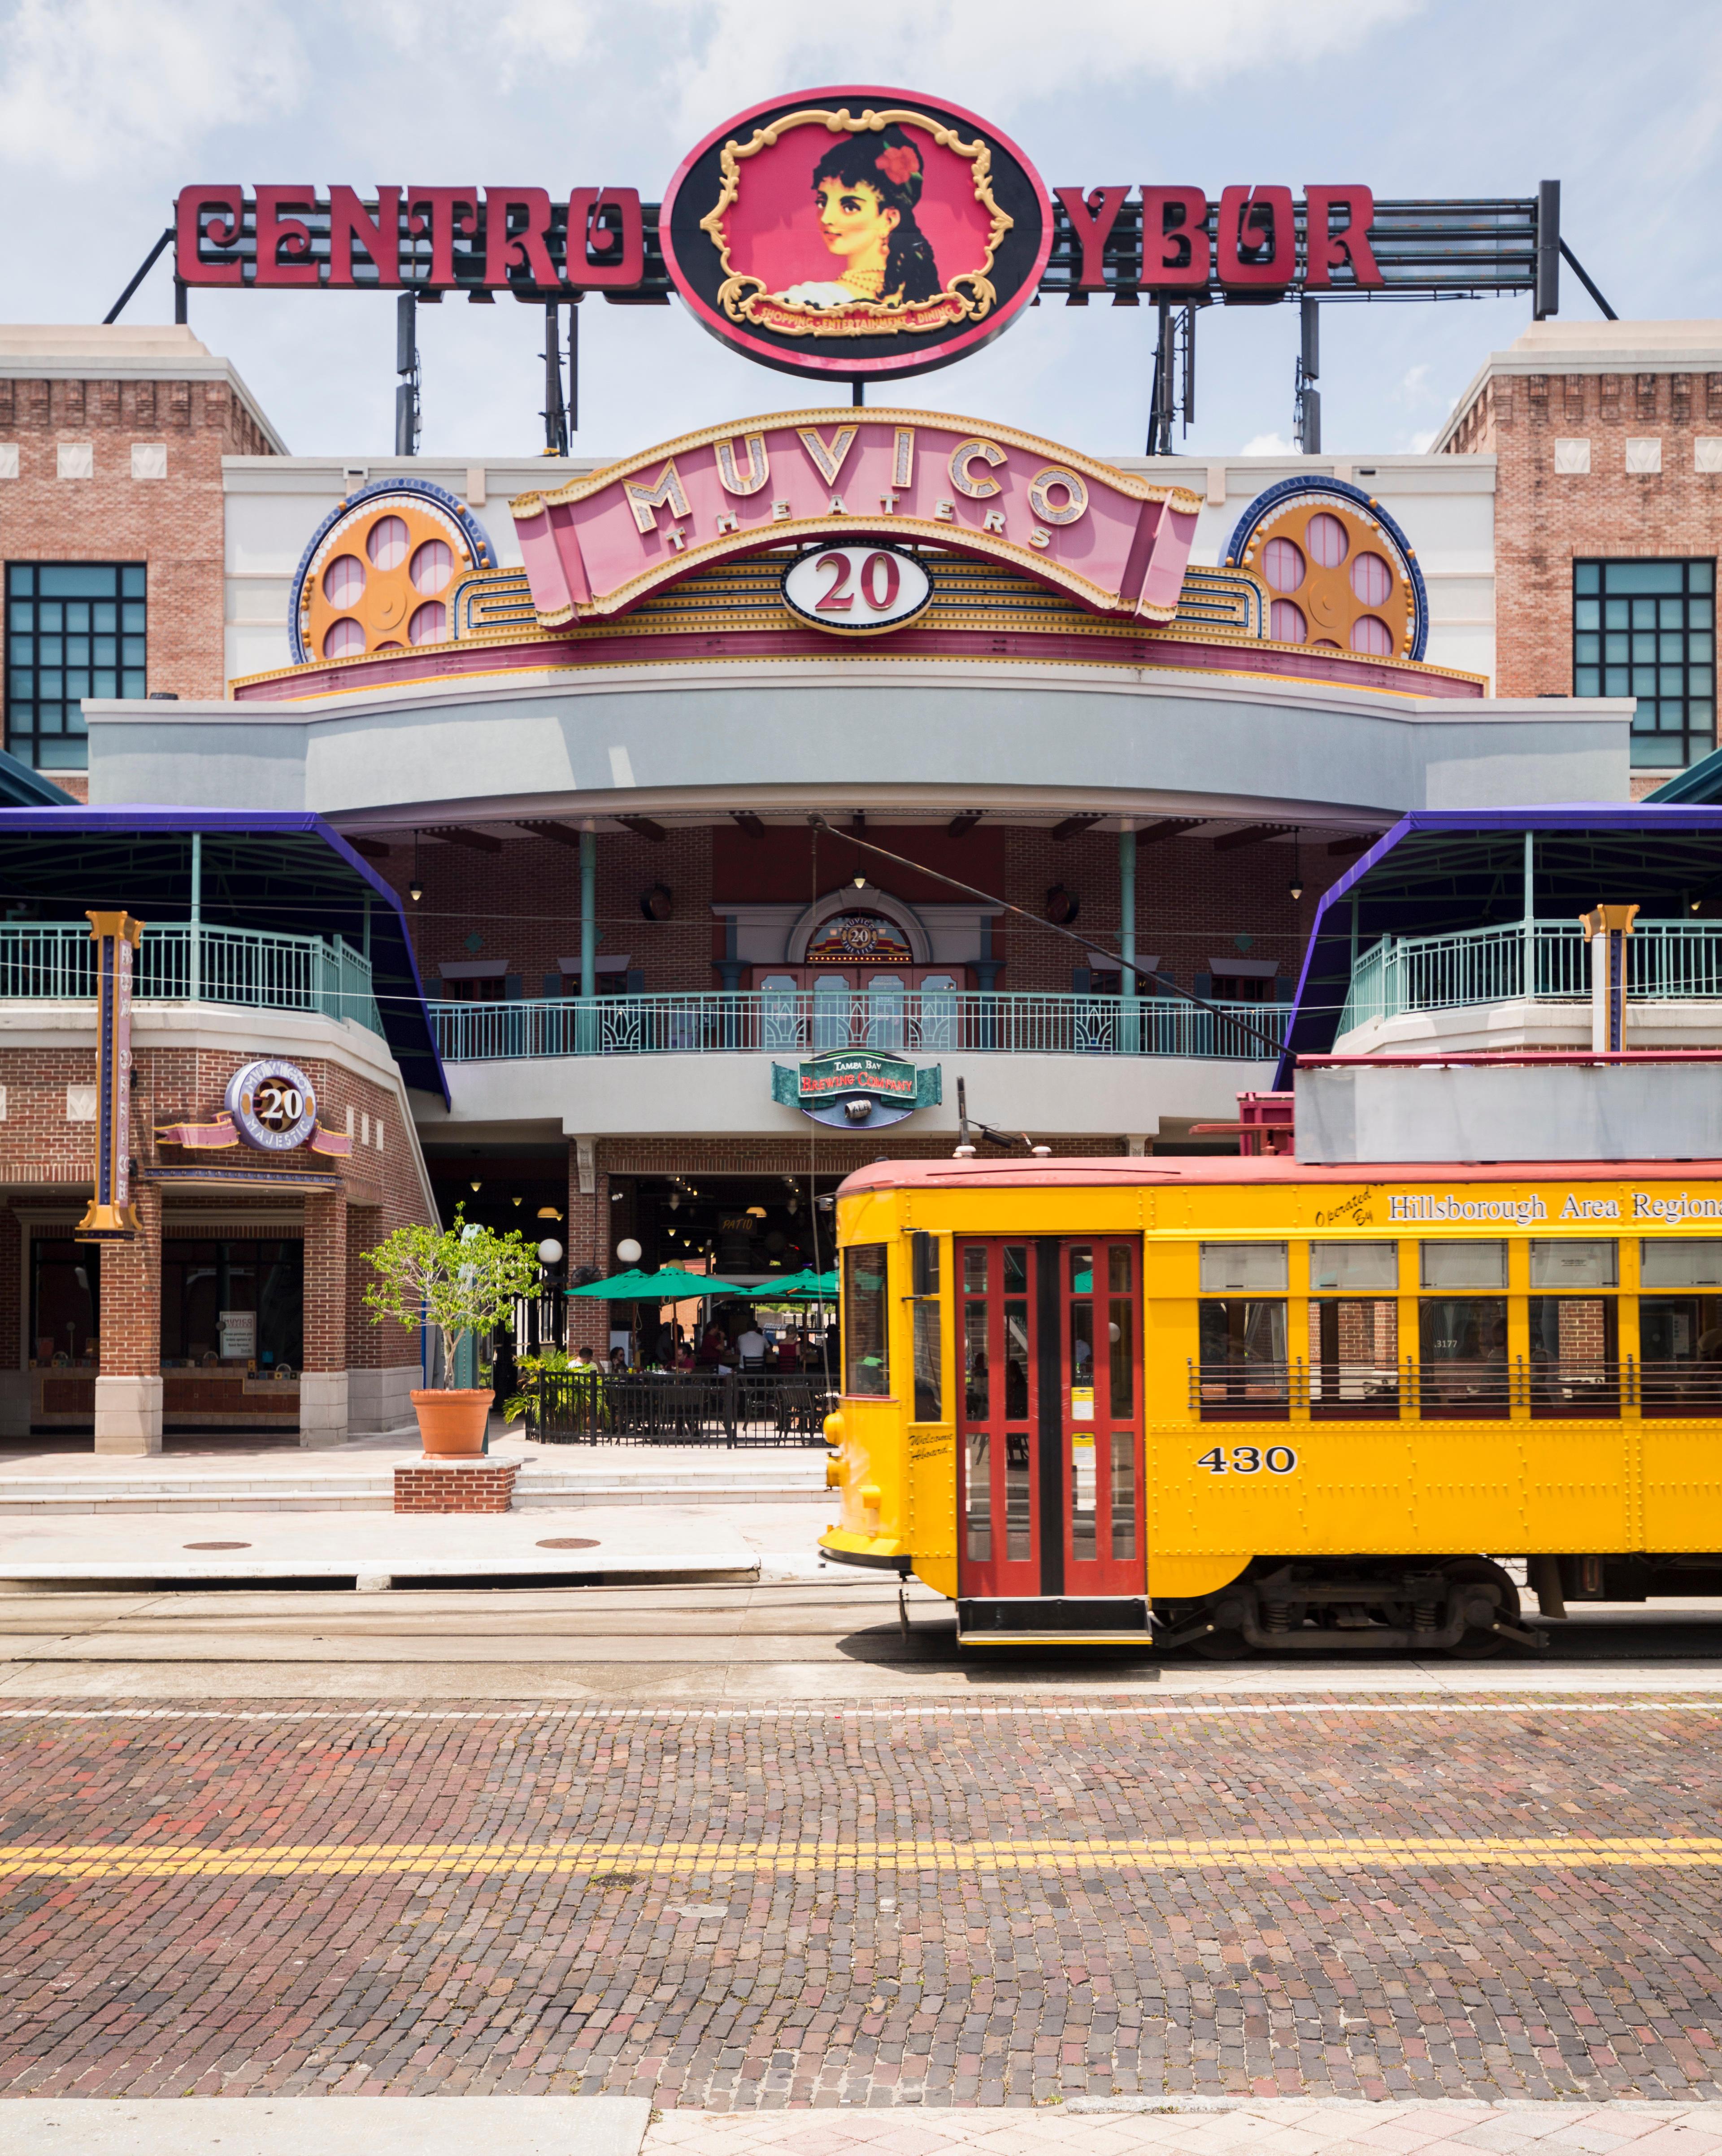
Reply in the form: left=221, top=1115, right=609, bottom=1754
left=818, top=1152, right=1722, bottom=1652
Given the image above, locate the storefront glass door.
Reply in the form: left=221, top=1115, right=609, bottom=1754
left=957, top=1238, right=1143, bottom=1600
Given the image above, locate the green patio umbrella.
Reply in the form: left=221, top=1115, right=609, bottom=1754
left=753, top=1267, right=838, bottom=1298
left=565, top=1266, right=747, bottom=1301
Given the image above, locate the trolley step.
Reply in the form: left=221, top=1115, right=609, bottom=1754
left=957, top=1596, right=1152, bottom=1647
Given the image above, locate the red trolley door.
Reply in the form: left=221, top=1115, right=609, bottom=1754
left=956, top=1239, right=1147, bottom=1639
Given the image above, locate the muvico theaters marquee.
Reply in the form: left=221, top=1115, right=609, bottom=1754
left=24, top=83, right=1618, bottom=1426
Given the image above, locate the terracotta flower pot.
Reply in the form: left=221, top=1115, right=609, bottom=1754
left=411, top=1387, right=492, bottom=1456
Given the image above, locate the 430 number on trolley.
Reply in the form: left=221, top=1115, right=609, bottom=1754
left=1197, top=1445, right=1298, bottom=1475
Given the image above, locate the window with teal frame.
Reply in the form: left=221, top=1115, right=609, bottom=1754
left=1574, top=558, right=1715, bottom=771
left=4, top=562, right=146, bottom=771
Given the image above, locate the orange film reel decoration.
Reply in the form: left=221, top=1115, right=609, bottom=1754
left=289, top=479, right=496, bottom=666
left=1224, top=477, right=1427, bottom=662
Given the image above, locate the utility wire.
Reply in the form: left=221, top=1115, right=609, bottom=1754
left=804, top=815, right=1288, bottom=1059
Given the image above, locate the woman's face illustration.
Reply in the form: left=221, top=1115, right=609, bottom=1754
left=815, top=176, right=899, bottom=263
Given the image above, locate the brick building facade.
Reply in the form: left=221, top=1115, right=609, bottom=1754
left=1438, top=320, right=1722, bottom=793
left=0, top=324, right=282, bottom=792
left=0, top=313, right=1644, bottom=1409
left=0, top=1015, right=434, bottom=1451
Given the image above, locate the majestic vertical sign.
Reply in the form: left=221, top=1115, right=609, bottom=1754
left=76, top=911, right=143, bottom=1243
left=658, top=88, right=1053, bottom=381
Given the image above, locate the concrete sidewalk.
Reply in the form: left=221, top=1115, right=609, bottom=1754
left=4, top=2099, right=1718, bottom=2156
left=0, top=1500, right=793, bottom=1584
left=646, top=2102, right=1722, bottom=2155
left=0, top=1436, right=829, bottom=1513
left=0, top=2097, right=648, bottom=2153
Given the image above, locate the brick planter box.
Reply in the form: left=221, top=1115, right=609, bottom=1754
left=394, top=1459, right=519, bottom=1514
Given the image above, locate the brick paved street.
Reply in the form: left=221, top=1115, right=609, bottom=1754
left=0, top=1695, right=1720, bottom=2108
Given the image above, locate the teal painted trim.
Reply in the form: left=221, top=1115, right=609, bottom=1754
left=1645, top=744, right=1722, bottom=802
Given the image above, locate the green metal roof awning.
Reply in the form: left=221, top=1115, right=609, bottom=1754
left=1275, top=804, right=1722, bottom=1084
left=566, top=1267, right=747, bottom=1300
left=0, top=807, right=445, bottom=1098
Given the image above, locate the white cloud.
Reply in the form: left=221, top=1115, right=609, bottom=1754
left=1241, top=432, right=1296, bottom=455
left=1400, top=363, right=1431, bottom=400
left=1406, top=427, right=1438, bottom=452
left=600, top=0, right=1424, bottom=133
left=0, top=0, right=305, bottom=179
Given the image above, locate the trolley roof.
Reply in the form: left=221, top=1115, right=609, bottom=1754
left=839, top=1155, right=1722, bottom=1194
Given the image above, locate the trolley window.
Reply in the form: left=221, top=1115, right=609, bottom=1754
left=1641, top=1292, right=1722, bottom=1414
left=1199, top=1242, right=1287, bottom=1291
left=1309, top=1241, right=1397, bottom=1291
left=843, top=1245, right=890, bottom=1396
left=1307, top=1297, right=1399, bottom=1419
left=1642, top=1238, right=1722, bottom=1287
left=910, top=1231, right=943, bottom=1423
left=1529, top=1239, right=1618, bottom=1289
left=1528, top=1293, right=1621, bottom=1417
left=1420, top=1240, right=1507, bottom=1290
left=1418, top=1296, right=1509, bottom=1417
left=1196, top=1297, right=1289, bottom=1419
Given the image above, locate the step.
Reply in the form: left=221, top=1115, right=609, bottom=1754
left=0, top=1465, right=827, bottom=1515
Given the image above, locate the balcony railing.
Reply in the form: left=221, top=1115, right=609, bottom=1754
left=1338, top=919, right=1722, bottom=1035
left=0, top=923, right=383, bottom=1035
left=429, top=989, right=1282, bottom=1063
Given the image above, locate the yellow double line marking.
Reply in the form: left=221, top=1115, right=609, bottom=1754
left=1, top=1836, right=1718, bottom=1880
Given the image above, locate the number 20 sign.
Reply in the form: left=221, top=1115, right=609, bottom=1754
left=781, top=543, right=932, bottom=637
left=224, top=1056, right=320, bottom=1153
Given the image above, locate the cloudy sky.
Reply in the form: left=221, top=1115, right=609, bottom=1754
left=3, top=0, right=1719, bottom=465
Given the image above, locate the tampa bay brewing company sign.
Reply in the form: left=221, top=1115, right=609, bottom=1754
left=174, top=85, right=1390, bottom=386
left=773, top=1049, right=942, bottom=1131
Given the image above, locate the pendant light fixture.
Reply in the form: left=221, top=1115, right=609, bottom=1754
left=1289, top=828, right=1303, bottom=905
left=409, top=829, right=424, bottom=905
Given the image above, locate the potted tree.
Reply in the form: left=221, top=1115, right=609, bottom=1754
left=364, top=1212, right=542, bottom=1456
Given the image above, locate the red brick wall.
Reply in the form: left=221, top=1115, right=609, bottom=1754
left=98, top=1181, right=161, bottom=1377
left=368, top=826, right=715, bottom=995
left=394, top=1461, right=518, bottom=1513
left=1000, top=828, right=1326, bottom=995
left=566, top=1142, right=609, bottom=1353
left=302, top=1192, right=347, bottom=1375
left=1444, top=366, right=1722, bottom=710
left=0, top=372, right=274, bottom=722
left=0, top=1037, right=432, bottom=1377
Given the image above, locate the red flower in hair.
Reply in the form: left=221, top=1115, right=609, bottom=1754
left=878, top=142, right=918, bottom=187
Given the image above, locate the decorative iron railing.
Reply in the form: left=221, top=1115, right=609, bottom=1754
left=1338, top=919, right=1722, bottom=1036
left=430, top=989, right=1281, bottom=1063
left=524, top=1368, right=833, bottom=1446
left=0, top=923, right=382, bottom=1035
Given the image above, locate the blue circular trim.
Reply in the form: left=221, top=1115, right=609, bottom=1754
left=1223, top=474, right=1429, bottom=663
left=287, top=477, right=497, bottom=665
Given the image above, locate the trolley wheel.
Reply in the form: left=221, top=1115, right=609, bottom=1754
left=1440, top=1557, right=1522, bottom=1659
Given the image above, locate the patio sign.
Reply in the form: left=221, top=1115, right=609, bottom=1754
left=75, top=911, right=143, bottom=1243
left=773, top=1048, right=942, bottom=1129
